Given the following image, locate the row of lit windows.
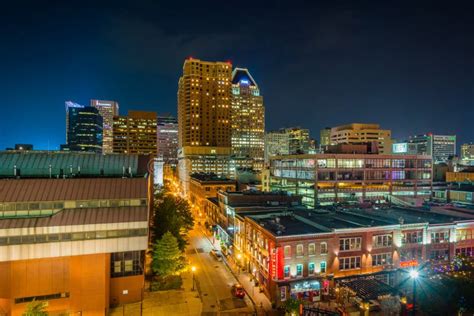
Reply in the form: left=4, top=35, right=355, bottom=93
left=0, top=228, right=148, bottom=246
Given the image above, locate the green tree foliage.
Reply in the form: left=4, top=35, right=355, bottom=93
left=282, top=298, right=301, bottom=314
left=23, top=300, right=48, bottom=316
left=152, top=231, right=185, bottom=276
left=152, top=194, right=194, bottom=250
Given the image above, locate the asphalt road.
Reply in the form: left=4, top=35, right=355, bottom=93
left=187, top=227, right=254, bottom=315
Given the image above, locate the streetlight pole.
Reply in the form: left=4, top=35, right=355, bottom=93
left=409, top=269, right=419, bottom=316
left=191, top=266, right=196, bottom=291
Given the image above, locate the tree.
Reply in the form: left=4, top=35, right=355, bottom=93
left=152, top=195, right=194, bottom=250
left=152, top=231, right=185, bottom=276
left=23, top=300, right=48, bottom=316
left=282, top=298, right=301, bottom=314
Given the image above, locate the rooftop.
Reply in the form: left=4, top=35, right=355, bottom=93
left=0, top=151, right=149, bottom=178
left=247, top=207, right=474, bottom=237
left=190, top=173, right=235, bottom=183
left=0, top=178, right=148, bottom=202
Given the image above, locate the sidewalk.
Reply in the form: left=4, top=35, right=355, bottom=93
left=109, top=271, right=202, bottom=316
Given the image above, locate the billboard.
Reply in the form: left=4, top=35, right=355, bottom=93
left=392, top=142, right=408, bottom=153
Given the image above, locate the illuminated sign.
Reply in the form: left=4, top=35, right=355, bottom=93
left=400, top=260, right=418, bottom=268
left=240, top=79, right=249, bottom=85
left=270, top=248, right=277, bottom=279
left=392, top=143, right=408, bottom=153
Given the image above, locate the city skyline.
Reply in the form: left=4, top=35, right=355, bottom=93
left=1, top=2, right=473, bottom=150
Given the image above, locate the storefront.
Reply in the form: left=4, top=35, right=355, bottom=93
left=279, top=279, right=322, bottom=302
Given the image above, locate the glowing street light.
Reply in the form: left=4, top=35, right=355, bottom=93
left=409, top=270, right=419, bottom=279
left=191, top=266, right=197, bottom=291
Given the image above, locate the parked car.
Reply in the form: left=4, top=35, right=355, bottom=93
left=210, top=249, right=223, bottom=261
left=231, top=284, right=246, bottom=299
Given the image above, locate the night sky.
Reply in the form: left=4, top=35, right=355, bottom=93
left=1, top=1, right=473, bottom=150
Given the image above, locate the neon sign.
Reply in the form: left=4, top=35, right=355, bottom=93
left=400, top=260, right=418, bottom=268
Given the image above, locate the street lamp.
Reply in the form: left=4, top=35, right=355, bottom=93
left=409, top=269, right=419, bottom=316
left=191, top=266, right=196, bottom=291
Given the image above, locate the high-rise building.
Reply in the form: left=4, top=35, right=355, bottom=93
left=230, top=68, right=265, bottom=164
left=319, top=127, right=331, bottom=150
left=65, top=101, right=85, bottom=143
left=66, top=106, right=103, bottom=153
left=264, top=131, right=289, bottom=163
left=330, top=123, right=392, bottom=154
left=284, top=127, right=311, bottom=154
left=461, top=143, right=474, bottom=165
left=408, top=134, right=456, bottom=163
left=177, top=58, right=238, bottom=193
left=432, top=135, right=456, bottom=163
left=90, top=99, right=119, bottom=154
left=177, top=57, right=232, bottom=149
left=157, top=115, right=178, bottom=166
left=113, top=111, right=157, bottom=155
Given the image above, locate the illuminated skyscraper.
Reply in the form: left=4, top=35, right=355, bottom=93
left=90, top=99, right=119, bottom=154
left=66, top=106, right=103, bottom=153
left=65, top=101, right=85, bottom=143
left=177, top=58, right=232, bottom=149
left=157, top=115, right=178, bottom=166
left=113, top=111, right=157, bottom=155
left=284, top=127, right=311, bottom=154
left=231, top=68, right=265, bottom=167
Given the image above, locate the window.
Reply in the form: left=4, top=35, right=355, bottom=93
left=320, top=242, right=328, bottom=254
left=296, top=244, right=303, bottom=257
left=284, top=246, right=291, bottom=258
left=296, top=264, right=303, bottom=277
left=339, top=237, right=361, bottom=251
left=372, top=253, right=392, bottom=266
left=430, top=249, right=449, bottom=261
left=402, top=231, right=423, bottom=244
left=320, top=261, right=327, bottom=273
left=431, top=232, right=449, bottom=244
left=339, top=257, right=361, bottom=270
left=308, top=243, right=315, bottom=256
left=110, top=251, right=144, bottom=278
left=308, top=262, right=315, bottom=275
left=373, top=234, right=393, bottom=248
left=284, top=265, right=290, bottom=278
left=114, top=261, right=121, bottom=273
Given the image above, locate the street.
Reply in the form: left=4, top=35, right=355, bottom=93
left=187, top=226, right=255, bottom=315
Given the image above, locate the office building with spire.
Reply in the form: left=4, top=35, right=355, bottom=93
left=231, top=68, right=265, bottom=169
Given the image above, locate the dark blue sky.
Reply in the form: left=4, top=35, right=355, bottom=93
left=1, top=1, right=473, bottom=150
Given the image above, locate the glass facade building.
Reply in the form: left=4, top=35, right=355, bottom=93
left=231, top=68, right=265, bottom=166
left=66, top=106, right=103, bottom=153
left=269, top=154, right=432, bottom=207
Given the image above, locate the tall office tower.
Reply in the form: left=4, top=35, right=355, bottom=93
left=157, top=115, right=179, bottom=166
left=461, top=143, right=474, bottom=165
left=113, top=111, right=157, bottom=155
left=330, top=123, right=392, bottom=154
left=264, top=131, right=290, bottom=162
left=409, top=134, right=456, bottom=163
left=319, top=127, right=331, bottom=150
left=432, top=135, right=456, bottom=163
left=177, top=58, right=235, bottom=193
left=65, top=101, right=85, bottom=143
left=66, top=106, right=103, bottom=153
left=90, top=99, right=119, bottom=154
left=177, top=58, right=232, bottom=149
left=231, top=68, right=265, bottom=164
left=283, top=127, right=311, bottom=154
